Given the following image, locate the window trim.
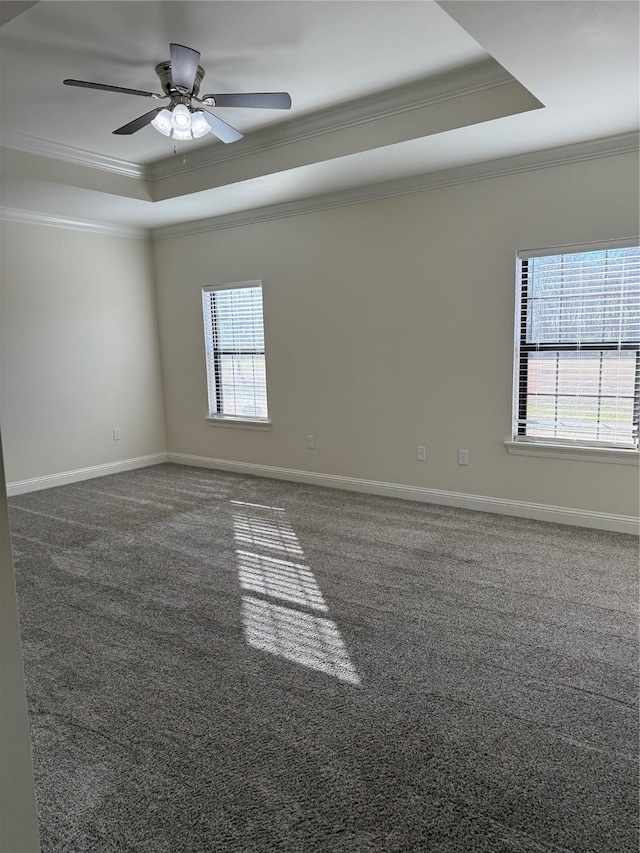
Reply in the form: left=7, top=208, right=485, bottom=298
left=202, top=280, right=269, bottom=425
left=206, top=416, right=272, bottom=431
left=504, top=440, right=639, bottom=465
left=518, top=237, right=639, bottom=260
left=511, top=239, right=640, bottom=454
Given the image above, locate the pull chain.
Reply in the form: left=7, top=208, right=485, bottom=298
left=173, top=145, right=186, bottom=167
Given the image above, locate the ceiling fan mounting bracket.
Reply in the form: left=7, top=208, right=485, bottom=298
left=155, top=61, right=205, bottom=97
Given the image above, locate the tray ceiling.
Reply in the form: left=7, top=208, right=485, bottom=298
left=0, top=1, right=637, bottom=232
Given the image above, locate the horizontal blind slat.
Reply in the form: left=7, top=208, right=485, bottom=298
left=202, top=285, right=268, bottom=419
left=515, top=246, right=639, bottom=448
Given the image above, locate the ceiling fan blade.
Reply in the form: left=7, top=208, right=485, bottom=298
left=201, top=110, right=244, bottom=144
left=170, top=43, right=200, bottom=92
left=113, top=108, right=163, bottom=135
left=64, top=79, right=164, bottom=99
left=202, top=92, right=292, bottom=110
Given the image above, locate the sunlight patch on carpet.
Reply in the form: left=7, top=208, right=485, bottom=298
left=234, top=502, right=359, bottom=685
left=237, top=550, right=328, bottom=612
left=233, top=511, right=304, bottom=556
left=242, top=596, right=360, bottom=685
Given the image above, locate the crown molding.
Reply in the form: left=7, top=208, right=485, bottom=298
left=2, top=131, right=635, bottom=241
left=0, top=60, right=512, bottom=184
left=0, top=131, right=145, bottom=178
left=0, top=207, right=150, bottom=239
left=145, top=59, right=514, bottom=181
left=151, top=132, right=639, bottom=240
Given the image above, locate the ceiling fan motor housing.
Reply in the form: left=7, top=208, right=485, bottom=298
left=155, top=61, right=205, bottom=97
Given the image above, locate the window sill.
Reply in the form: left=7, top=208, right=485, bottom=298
left=206, top=417, right=272, bottom=432
left=504, top=440, right=639, bottom=465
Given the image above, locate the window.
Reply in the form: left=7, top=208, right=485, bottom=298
left=202, top=282, right=268, bottom=422
left=513, top=241, right=639, bottom=450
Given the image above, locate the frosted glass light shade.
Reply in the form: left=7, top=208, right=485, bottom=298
left=171, top=104, right=192, bottom=130
left=191, top=111, right=211, bottom=138
left=151, top=109, right=172, bottom=136
left=172, top=128, right=192, bottom=141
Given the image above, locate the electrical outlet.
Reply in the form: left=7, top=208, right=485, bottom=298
left=416, top=446, right=426, bottom=461
left=306, top=435, right=315, bottom=449
left=458, top=449, right=469, bottom=465
left=113, top=427, right=121, bottom=441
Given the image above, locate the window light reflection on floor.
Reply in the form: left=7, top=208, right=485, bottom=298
left=242, top=596, right=360, bottom=685
left=230, top=500, right=285, bottom=512
left=233, top=513, right=304, bottom=556
left=236, top=549, right=328, bottom=612
left=232, top=502, right=360, bottom=686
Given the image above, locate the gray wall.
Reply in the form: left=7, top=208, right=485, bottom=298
left=1, top=223, right=166, bottom=485
left=153, top=152, right=639, bottom=518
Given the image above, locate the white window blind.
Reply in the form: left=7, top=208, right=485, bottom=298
left=202, top=283, right=268, bottom=420
left=514, top=244, right=640, bottom=448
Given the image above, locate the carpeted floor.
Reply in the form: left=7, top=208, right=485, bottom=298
left=9, top=463, right=639, bottom=852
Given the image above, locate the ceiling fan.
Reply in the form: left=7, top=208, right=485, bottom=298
left=63, top=42, right=292, bottom=143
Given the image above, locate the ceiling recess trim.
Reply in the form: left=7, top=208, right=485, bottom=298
left=1, top=133, right=635, bottom=240
left=0, top=131, right=145, bottom=178
left=151, top=132, right=639, bottom=240
left=0, top=60, right=519, bottom=183
left=146, top=59, right=515, bottom=181
left=0, top=207, right=149, bottom=238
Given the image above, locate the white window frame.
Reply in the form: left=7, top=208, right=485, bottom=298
left=202, top=281, right=271, bottom=430
left=506, top=238, right=639, bottom=465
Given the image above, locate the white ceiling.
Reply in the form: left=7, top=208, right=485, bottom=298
left=1, top=1, right=488, bottom=162
left=0, top=1, right=638, bottom=233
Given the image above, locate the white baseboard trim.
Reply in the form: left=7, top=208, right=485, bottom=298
left=167, top=452, right=639, bottom=535
left=6, top=453, right=168, bottom=496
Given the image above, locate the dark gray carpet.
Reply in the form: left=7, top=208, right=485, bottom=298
left=9, top=463, right=639, bottom=852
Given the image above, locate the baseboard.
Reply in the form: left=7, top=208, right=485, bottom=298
left=6, top=453, right=168, bottom=496
left=167, top=452, right=639, bottom=535
left=7, top=451, right=636, bottom=534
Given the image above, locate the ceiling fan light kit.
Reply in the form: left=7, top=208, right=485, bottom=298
left=150, top=109, right=173, bottom=136
left=172, top=127, right=192, bottom=142
left=171, top=104, right=191, bottom=129
left=190, top=112, right=212, bottom=139
left=150, top=105, right=212, bottom=140
left=63, top=43, right=292, bottom=144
